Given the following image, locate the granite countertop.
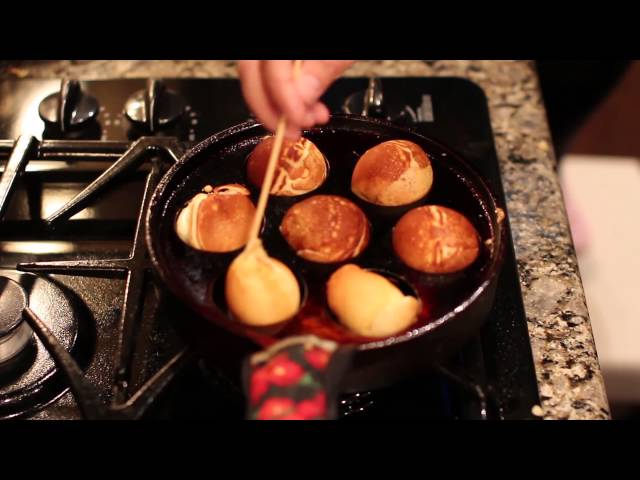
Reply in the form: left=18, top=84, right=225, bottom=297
left=0, top=60, right=610, bottom=420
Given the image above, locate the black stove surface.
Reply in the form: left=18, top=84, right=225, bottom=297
left=0, top=76, right=540, bottom=420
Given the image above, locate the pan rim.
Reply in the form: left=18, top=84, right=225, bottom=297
left=145, top=114, right=506, bottom=352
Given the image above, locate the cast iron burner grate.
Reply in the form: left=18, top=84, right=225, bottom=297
left=1, top=136, right=195, bottom=418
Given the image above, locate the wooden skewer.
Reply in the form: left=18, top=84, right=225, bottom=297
left=246, top=60, right=303, bottom=246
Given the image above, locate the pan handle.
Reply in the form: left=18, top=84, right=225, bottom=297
left=243, top=336, right=353, bottom=420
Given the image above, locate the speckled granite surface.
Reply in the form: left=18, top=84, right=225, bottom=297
left=0, top=60, right=610, bottom=420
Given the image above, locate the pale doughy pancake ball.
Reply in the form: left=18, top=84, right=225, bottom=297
left=326, top=264, right=420, bottom=338
left=225, top=241, right=301, bottom=327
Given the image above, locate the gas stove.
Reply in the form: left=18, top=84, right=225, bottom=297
left=0, top=75, right=540, bottom=419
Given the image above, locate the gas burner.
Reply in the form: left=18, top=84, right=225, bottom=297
left=340, top=391, right=375, bottom=417
left=0, top=276, right=32, bottom=365
left=337, top=364, right=495, bottom=420
left=0, top=269, right=88, bottom=419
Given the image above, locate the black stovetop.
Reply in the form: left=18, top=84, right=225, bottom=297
left=0, top=76, right=540, bottom=419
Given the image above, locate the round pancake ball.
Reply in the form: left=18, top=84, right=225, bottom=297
left=326, top=264, right=420, bottom=338
left=392, top=205, right=480, bottom=273
left=175, top=184, right=255, bottom=253
left=247, top=136, right=327, bottom=196
left=280, top=195, right=370, bottom=263
left=351, top=140, right=433, bottom=206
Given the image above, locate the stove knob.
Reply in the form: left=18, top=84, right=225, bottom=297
left=124, top=79, right=185, bottom=132
left=343, top=77, right=386, bottom=118
left=38, top=80, right=99, bottom=132
left=342, top=78, right=419, bottom=126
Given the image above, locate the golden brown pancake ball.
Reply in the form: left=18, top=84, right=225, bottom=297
left=280, top=195, right=370, bottom=263
left=175, top=184, right=255, bottom=253
left=247, top=136, right=327, bottom=196
left=392, top=205, right=480, bottom=274
left=351, top=139, right=433, bottom=206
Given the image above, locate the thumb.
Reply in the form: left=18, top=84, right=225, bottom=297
left=295, top=60, right=355, bottom=106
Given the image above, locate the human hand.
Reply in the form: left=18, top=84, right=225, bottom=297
left=238, top=60, right=355, bottom=139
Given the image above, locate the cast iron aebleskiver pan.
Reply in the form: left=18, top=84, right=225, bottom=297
left=146, top=114, right=506, bottom=419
